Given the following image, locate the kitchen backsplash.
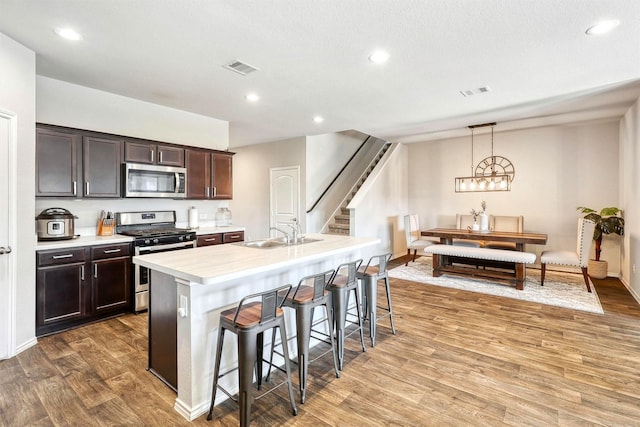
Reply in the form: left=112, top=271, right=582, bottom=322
left=35, top=198, right=230, bottom=235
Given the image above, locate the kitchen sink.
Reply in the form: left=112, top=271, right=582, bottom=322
left=237, top=237, right=322, bottom=249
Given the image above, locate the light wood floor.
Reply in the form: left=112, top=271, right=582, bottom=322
left=2, top=255, right=640, bottom=426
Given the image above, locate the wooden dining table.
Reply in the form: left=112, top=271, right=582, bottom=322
left=420, top=228, right=548, bottom=251
left=420, top=228, right=548, bottom=290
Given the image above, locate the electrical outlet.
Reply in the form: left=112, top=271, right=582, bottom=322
left=199, top=213, right=207, bottom=220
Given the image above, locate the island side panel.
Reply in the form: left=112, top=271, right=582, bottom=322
left=148, top=270, right=178, bottom=390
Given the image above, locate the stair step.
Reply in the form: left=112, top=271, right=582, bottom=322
left=340, top=207, right=350, bottom=215
left=328, top=223, right=350, bottom=230
left=326, top=229, right=349, bottom=236
left=327, top=227, right=350, bottom=236
left=334, top=217, right=350, bottom=225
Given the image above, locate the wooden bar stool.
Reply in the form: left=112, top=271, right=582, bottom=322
left=206, top=285, right=297, bottom=426
left=327, top=260, right=366, bottom=370
left=356, top=253, right=396, bottom=347
left=267, top=270, right=340, bottom=403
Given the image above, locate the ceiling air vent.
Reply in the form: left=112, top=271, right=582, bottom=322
left=222, top=60, right=260, bottom=76
left=460, top=86, right=492, bottom=97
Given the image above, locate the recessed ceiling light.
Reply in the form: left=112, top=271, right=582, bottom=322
left=245, top=93, right=260, bottom=102
left=585, top=19, right=620, bottom=35
left=313, top=116, right=324, bottom=123
left=54, top=27, right=83, bottom=41
left=368, top=50, right=389, bottom=64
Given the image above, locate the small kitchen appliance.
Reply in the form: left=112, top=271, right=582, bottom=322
left=116, top=210, right=196, bottom=312
left=36, top=207, right=77, bottom=241
left=123, top=163, right=187, bottom=198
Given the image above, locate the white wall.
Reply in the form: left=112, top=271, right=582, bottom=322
left=37, top=76, right=229, bottom=150
left=0, top=32, right=36, bottom=354
left=230, top=137, right=306, bottom=241
left=351, top=144, right=409, bottom=257
left=620, top=96, right=640, bottom=299
left=305, top=132, right=363, bottom=207
left=35, top=198, right=230, bottom=232
left=407, top=120, right=622, bottom=274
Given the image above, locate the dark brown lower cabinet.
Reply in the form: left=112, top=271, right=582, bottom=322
left=36, top=243, right=132, bottom=337
left=197, top=231, right=244, bottom=247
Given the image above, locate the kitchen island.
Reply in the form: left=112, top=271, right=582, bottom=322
left=132, top=233, right=379, bottom=421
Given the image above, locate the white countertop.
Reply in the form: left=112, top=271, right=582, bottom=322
left=35, top=226, right=246, bottom=250
left=36, top=234, right=134, bottom=250
left=133, top=233, right=380, bottom=286
left=191, top=226, right=245, bottom=235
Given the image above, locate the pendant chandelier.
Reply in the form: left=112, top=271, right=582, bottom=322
left=454, top=122, right=515, bottom=193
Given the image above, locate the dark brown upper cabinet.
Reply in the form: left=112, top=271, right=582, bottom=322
left=36, top=127, right=82, bottom=197
left=83, top=136, right=123, bottom=198
left=186, top=149, right=233, bottom=200
left=36, top=125, right=123, bottom=198
left=124, top=141, right=185, bottom=167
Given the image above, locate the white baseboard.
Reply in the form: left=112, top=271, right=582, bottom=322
left=15, top=336, right=38, bottom=356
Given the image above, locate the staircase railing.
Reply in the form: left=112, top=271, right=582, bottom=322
left=306, top=136, right=371, bottom=214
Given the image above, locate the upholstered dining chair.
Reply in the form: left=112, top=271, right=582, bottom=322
left=404, top=214, right=434, bottom=266
left=485, top=215, right=524, bottom=250
left=540, top=218, right=596, bottom=292
left=454, top=214, right=483, bottom=247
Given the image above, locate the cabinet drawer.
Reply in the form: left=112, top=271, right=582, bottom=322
left=223, top=231, right=244, bottom=243
left=197, top=234, right=223, bottom=246
left=91, top=243, right=132, bottom=260
left=37, top=248, right=87, bottom=267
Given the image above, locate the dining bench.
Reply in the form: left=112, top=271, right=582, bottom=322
left=424, top=244, right=537, bottom=290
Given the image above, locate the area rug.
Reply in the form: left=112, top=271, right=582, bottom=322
left=389, top=257, right=604, bottom=314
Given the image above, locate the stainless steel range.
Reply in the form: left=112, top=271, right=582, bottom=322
left=116, top=210, right=196, bottom=312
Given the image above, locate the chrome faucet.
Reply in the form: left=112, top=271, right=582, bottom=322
left=269, top=226, right=291, bottom=244
left=286, top=223, right=298, bottom=244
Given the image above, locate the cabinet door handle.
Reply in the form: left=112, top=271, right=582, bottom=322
left=85, top=181, right=90, bottom=195
left=103, top=248, right=121, bottom=254
left=150, top=149, right=155, bottom=163
left=159, top=151, right=163, bottom=163
left=228, top=234, right=240, bottom=239
left=52, top=254, right=73, bottom=259
left=73, top=181, right=77, bottom=196
left=94, top=264, right=98, bottom=278
left=204, top=238, right=217, bottom=242
left=206, top=187, right=210, bottom=198
left=80, top=265, right=85, bottom=281
left=213, top=187, right=217, bottom=197
left=0, top=246, right=12, bottom=255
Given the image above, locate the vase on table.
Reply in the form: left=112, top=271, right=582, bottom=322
left=479, top=213, right=489, bottom=231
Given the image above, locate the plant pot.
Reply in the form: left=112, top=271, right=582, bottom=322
left=588, top=259, right=608, bottom=279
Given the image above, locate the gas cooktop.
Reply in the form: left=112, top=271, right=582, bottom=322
left=119, top=227, right=192, bottom=238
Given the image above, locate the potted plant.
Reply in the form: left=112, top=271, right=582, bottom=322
left=576, top=206, right=625, bottom=279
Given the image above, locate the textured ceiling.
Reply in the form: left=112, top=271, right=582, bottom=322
left=1, top=0, right=639, bottom=146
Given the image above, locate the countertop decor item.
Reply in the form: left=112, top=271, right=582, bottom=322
left=454, top=123, right=515, bottom=193
left=215, top=207, right=232, bottom=226
left=577, top=206, right=624, bottom=279
left=188, top=206, right=199, bottom=229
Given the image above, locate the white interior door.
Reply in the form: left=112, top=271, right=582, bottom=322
left=270, top=166, right=300, bottom=237
left=0, top=111, right=16, bottom=359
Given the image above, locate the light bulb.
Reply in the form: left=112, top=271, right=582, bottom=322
left=470, top=180, right=476, bottom=190
left=489, top=180, right=495, bottom=190
left=479, top=180, right=486, bottom=189
left=460, top=180, right=466, bottom=190
left=500, top=178, right=507, bottom=189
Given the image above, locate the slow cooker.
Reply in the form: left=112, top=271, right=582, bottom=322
left=36, top=208, right=77, bottom=241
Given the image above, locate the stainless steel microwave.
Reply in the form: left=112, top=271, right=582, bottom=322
left=124, top=163, right=187, bottom=198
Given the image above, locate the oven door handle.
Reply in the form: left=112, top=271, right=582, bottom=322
left=138, top=241, right=195, bottom=253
